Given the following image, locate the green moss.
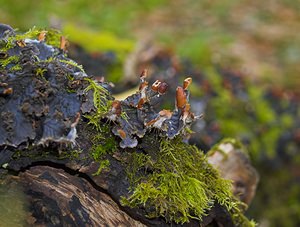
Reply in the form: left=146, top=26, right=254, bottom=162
left=58, top=59, right=84, bottom=72
left=121, top=137, right=252, bottom=225
left=83, top=78, right=112, bottom=130
left=0, top=27, right=65, bottom=74
left=9, top=64, right=22, bottom=71
left=35, top=67, right=47, bottom=77
left=92, top=159, right=110, bottom=176
left=0, top=27, right=39, bottom=52
left=208, top=138, right=245, bottom=158
left=90, top=127, right=117, bottom=176
left=0, top=27, right=62, bottom=56
left=62, top=23, right=134, bottom=56
left=199, top=67, right=292, bottom=161
left=0, top=55, right=19, bottom=69
left=59, top=149, right=83, bottom=160
left=125, top=152, right=153, bottom=188
left=91, top=134, right=117, bottom=161
left=43, top=29, right=62, bottom=48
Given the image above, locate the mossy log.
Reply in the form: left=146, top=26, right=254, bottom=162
left=0, top=24, right=255, bottom=226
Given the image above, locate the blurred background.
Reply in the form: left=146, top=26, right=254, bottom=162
left=0, top=0, right=300, bottom=226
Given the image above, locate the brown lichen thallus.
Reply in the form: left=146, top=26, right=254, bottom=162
left=110, top=69, right=200, bottom=148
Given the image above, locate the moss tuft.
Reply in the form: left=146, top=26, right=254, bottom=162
left=34, top=67, right=47, bottom=77
left=43, top=29, right=62, bottom=48
left=121, top=137, right=252, bottom=225
left=0, top=55, right=19, bottom=69
left=90, top=127, right=117, bottom=175
left=1, top=27, right=63, bottom=52
left=58, top=59, right=84, bottom=72
left=83, top=78, right=112, bottom=130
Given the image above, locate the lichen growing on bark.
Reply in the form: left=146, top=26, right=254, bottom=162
left=0, top=24, right=255, bottom=226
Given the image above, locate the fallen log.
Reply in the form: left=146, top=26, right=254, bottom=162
left=0, top=24, right=255, bottom=227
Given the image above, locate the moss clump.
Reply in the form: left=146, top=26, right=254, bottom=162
left=0, top=27, right=62, bottom=53
left=59, top=149, right=83, bottom=160
left=0, top=27, right=39, bottom=52
left=90, top=126, right=117, bottom=175
left=91, top=134, right=117, bottom=161
left=34, top=67, right=47, bottom=77
left=0, top=26, right=67, bottom=74
left=121, top=137, right=253, bottom=225
left=83, top=78, right=112, bottom=130
left=42, top=29, right=62, bottom=48
left=0, top=55, right=19, bottom=69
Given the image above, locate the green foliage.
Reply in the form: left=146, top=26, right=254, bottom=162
left=248, top=164, right=300, bottom=227
left=44, top=29, right=62, bottom=48
left=90, top=129, right=117, bottom=176
left=59, top=149, right=83, bottom=160
left=0, top=27, right=63, bottom=73
left=63, top=23, right=134, bottom=56
left=0, top=55, right=19, bottom=69
left=91, top=134, right=117, bottom=161
left=35, top=67, right=47, bottom=77
left=0, top=27, right=40, bottom=52
left=202, top=67, right=293, bottom=160
left=83, top=78, right=111, bottom=130
left=121, top=137, right=251, bottom=225
left=58, top=59, right=84, bottom=72
left=9, top=64, right=21, bottom=71
left=92, top=159, right=110, bottom=176
left=125, top=152, right=153, bottom=187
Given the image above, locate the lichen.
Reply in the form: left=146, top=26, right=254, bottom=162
left=0, top=24, right=256, bottom=226
left=0, top=26, right=62, bottom=53
left=0, top=25, right=89, bottom=148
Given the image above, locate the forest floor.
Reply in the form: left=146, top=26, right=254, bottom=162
left=0, top=0, right=299, bottom=90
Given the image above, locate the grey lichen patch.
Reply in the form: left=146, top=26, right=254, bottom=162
left=0, top=24, right=96, bottom=148
left=0, top=24, right=256, bottom=226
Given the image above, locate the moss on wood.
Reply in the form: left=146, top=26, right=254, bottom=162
left=0, top=25, right=256, bottom=226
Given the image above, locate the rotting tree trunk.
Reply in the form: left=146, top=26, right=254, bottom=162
left=2, top=150, right=237, bottom=227
left=18, top=166, right=146, bottom=227
left=2, top=142, right=236, bottom=227
left=0, top=24, right=255, bottom=227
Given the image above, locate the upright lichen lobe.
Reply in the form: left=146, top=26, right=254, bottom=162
left=0, top=24, right=256, bottom=226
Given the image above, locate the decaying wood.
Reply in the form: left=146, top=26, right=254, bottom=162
left=18, top=166, right=145, bottom=227
left=0, top=24, right=256, bottom=227
left=208, top=142, right=259, bottom=206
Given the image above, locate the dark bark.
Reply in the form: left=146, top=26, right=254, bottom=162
left=0, top=24, right=241, bottom=227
